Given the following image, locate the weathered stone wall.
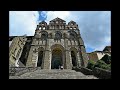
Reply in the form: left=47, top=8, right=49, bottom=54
left=73, top=67, right=111, bottom=79
left=9, top=36, right=27, bottom=67
left=72, top=67, right=93, bottom=75
left=87, top=52, right=98, bottom=62
left=93, top=67, right=111, bottom=79
left=9, top=67, right=37, bottom=76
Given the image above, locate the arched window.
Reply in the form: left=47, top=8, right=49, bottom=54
left=68, top=31, right=77, bottom=40
left=55, top=31, right=62, bottom=40
left=70, top=33, right=75, bottom=39
left=41, top=34, right=47, bottom=40
left=40, top=31, right=48, bottom=40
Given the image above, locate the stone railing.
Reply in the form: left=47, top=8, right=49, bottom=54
left=73, top=67, right=111, bottom=79
left=93, top=67, right=111, bottom=79
left=9, top=67, right=38, bottom=76
left=72, top=67, right=93, bottom=75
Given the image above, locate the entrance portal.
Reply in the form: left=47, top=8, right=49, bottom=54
left=71, top=51, right=77, bottom=67
left=37, top=51, right=43, bottom=67
left=51, top=48, right=62, bottom=69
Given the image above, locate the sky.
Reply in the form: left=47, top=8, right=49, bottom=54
left=9, top=11, right=111, bottom=53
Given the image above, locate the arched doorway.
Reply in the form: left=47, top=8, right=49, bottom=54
left=37, top=51, right=43, bottom=67
left=70, top=47, right=78, bottom=68
left=71, top=51, right=77, bottom=67
left=51, top=48, right=62, bottom=69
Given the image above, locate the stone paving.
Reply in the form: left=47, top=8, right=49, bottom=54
left=9, top=69, right=98, bottom=79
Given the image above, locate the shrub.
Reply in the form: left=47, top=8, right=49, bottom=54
left=94, top=60, right=111, bottom=70
left=101, top=54, right=111, bottom=64
left=87, top=60, right=96, bottom=70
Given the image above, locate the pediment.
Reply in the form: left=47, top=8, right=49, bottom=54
left=50, top=17, right=66, bottom=23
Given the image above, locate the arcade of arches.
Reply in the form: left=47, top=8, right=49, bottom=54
left=34, top=44, right=80, bottom=69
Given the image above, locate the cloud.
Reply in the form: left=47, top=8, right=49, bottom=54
left=47, top=11, right=111, bottom=50
left=9, top=11, right=111, bottom=52
left=45, top=11, right=70, bottom=23
left=76, top=11, right=111, bottom=51
left=9, top=11, right=39, bottom=36
left=45, top=11, right=111, bottom=52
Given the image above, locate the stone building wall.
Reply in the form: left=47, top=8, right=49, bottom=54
left=87, top=52, right=99, bottom=62
left=9, top=36, right=27, bottom=67
left=26, top=17, right=88, bottom=69
left=10, top=17, right=89, bottom=69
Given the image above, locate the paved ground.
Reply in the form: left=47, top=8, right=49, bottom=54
left=9, top=69, right=98, bottom=79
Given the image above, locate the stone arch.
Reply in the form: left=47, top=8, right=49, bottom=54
left=40, top=31, right=48, bottom=40
left=51, top=44, right=65, bottom=51
left=68, top=31, right=77, bottom=39
left=51, top=44, right=66, bottom=69
left=54, top=31, right=62, bottom=40
left=37, top=47, right=45, bottom=68
left=68, top=21, right=76, bottom=25
left=69, top=47, right=78, bottom=67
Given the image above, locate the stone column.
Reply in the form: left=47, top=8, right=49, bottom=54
left=31, top=52, right=38, bottom=67
left=43, top=39, right=51, bottom=69
left=80, top=46, right=89, bottom=67
left=76, top=52, right=81, bottom=67
left=26, top=46, right=34, bottom=67
left=49, top=51, right=52, bottom=69
left=43, top=50, right=51, bottom=69
left=65, top=50, right=72, bottom=69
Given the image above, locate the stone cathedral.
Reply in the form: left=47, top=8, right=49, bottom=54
left=9, top=17, right=88, bottom=69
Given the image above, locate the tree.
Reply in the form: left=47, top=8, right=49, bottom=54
left=94, top=60, right=111, bottom=70
left=100, top=54, right=111, bottom=64
left=87, top=60, right=96, bottom=70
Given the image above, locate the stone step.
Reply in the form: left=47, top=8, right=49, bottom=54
left=9, top=69, right=98, bottom=79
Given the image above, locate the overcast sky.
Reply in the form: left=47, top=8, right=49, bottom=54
left=9, top=11, right=111, bottom=53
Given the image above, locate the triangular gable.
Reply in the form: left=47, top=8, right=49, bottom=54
left=50, top=17, right=66, bottom=22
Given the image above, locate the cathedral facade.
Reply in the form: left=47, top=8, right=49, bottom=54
left=9, top=17, right=88, bottom=69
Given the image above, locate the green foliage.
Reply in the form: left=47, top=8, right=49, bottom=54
left=87, top=60, right=96, bottom=70
left=87, top=54, right=111, bottom=71
left=106, top=64, right=111, bottom=70
left=94, top=60, right=111, bottom=70
left=100, top=54, right=111, bottom=64
left=87, top=59, right=111, bottom=71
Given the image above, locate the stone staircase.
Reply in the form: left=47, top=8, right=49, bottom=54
left=9, top=69, right=98, bottom=79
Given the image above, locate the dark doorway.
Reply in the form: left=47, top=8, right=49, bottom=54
left=37, top=51, right=43, bottom=67
left=51, top=49, right=62, bottom=69
left=71, top=51, right=77, bottom=67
